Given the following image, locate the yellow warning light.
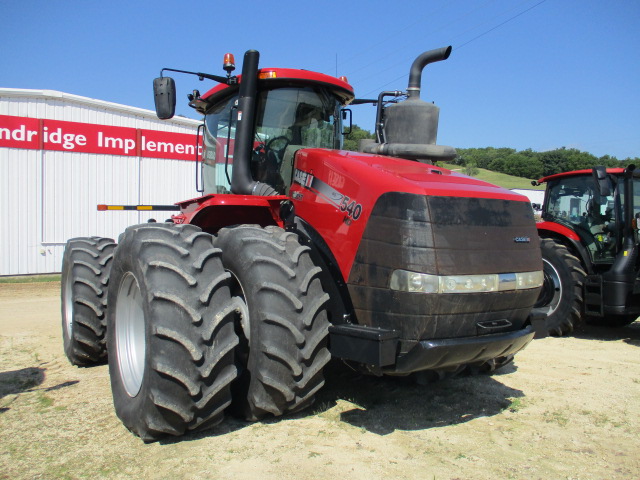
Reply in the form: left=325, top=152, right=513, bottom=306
left=223, top=53, right=235, bottom=73
left=339, top=76, right=349, bottom=83
left=259, top=70, right=278, bottom=79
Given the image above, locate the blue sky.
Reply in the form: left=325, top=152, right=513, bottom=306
left=1, top=0, right=638, bottom=159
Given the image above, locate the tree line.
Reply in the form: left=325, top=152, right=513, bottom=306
left=343, top=125, right=638, bottom=180
left=455, top=147, right=639, bottom=180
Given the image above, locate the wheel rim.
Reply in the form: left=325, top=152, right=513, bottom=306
left=63, top=268, right=75, bottom=339
left=227, top=270, right=250, bottom=341
left=115, top=272, right=146, bottom=397
left=535, top=258, right=562, bottom=316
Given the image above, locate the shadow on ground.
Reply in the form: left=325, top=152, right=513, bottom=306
left=0, top=366, right=79, bottom=413
left=0, top=367, right=45, bottom=399
left=169, top=360, right=523, bottom=443
left=312, top=360, right=523, bottom=435
left=574, top=320, right=640, bottom=347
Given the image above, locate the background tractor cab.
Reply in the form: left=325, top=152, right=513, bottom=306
left=535, top=165, right=640, bottom=335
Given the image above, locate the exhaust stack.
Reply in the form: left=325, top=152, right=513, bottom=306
left=407, top=45, right=452, bottom=99
left=231, top=50, right=278, bottom=196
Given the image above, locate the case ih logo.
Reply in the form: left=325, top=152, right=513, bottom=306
left=293, top=168, right=314, bottom=188
left=514, top=236, right=531, bottom=243
left=0, top=114, right=200, bottom=161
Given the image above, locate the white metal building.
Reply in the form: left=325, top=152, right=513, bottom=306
left=0, top=88, right=202, bottom=276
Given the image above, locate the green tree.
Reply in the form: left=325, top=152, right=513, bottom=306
left=464, top=159, right=479, bottom=176
left=491, top=152, right=543, bottom=179
left=342, top=124, right=375, bottom=152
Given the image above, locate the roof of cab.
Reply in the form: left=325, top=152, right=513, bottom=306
left=538, top=168, right=626, bottom=184
left=193, top=68, right=355, bottom=114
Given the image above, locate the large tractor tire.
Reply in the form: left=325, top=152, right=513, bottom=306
left=535, top=238, right=586, bottom=336
left=61, top=236, right=116, bottom=366
left=106, top=223, right=239, bottom=442
left=216, top=225, right=331, bottom=421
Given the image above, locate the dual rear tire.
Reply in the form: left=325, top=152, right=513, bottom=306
left=102, top=223, right=329, bottom=440
left=61, top=237, right=116, bottom=366
left=216, top=225, right=331, bottom=421
left=106, top=223, right=239, bottom=441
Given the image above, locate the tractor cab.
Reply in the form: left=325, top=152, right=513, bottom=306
left=153, top=52, right=354, bottom=199
left=535, top=165, right=640, bottom=331
left=542, top=172, right=620, bottom=264
left=200, top=83, right=346, bottom=195
left=538, top=166, right=640, bottom=269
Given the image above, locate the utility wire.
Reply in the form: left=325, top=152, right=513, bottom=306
left=446, top=0, right=542, bottom=46
left=343, top=0, right=498, bottom=81
left=359, top=0, right=548, bottom=98
left=456, top=0, right=547, bottom=50
left=338, top=0, right=458, bottom=77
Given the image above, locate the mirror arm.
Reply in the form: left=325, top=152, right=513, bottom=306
left=160, top=68, right=237, bottom=85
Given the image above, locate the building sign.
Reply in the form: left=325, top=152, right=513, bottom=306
left=0, top=114, right=200, bottom=161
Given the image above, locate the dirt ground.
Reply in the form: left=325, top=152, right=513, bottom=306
left=0, top=282, right=639, bottom=480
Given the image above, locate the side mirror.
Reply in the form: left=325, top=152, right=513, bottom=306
left=341, top=108, right=352, bottom=135
left=592, top=166, right=612, bottom=197
left=153, top=77, right=176, bottom=120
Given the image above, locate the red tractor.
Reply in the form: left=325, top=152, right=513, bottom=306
left=61, top=47, right=544, bottom=441
left=534, top=165, right=640, bottom=335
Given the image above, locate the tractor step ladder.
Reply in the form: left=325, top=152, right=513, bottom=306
left=584, top=275, right=604, bottom=317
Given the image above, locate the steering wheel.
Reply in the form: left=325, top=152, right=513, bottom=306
left=266, top=136, right=290, bottom=165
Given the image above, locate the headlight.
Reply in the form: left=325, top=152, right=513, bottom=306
left=515, top=270, right=544, bottom=290
left=390, top=270, right=543, bottom=294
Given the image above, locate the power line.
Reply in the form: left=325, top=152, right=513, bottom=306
left=445, top=0, right=539, bottom=45
left=336, top=1, right=453, bottom=75
left=358, top=0, right=548, bottom=98
left=456, top=0, right=547, bottom=50
left=343, top=0, right=499, bottom=81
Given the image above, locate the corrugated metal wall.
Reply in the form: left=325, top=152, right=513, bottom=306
left=0, top=89, right=202, bottom=275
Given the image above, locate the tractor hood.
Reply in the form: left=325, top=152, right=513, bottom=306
left=290, top=148, right=537, bottom=279
left=293, top=149, right=526, bottom=202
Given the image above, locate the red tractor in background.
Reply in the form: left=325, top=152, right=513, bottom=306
left=61, top=47, right=545, bottom=441
left=534, top=165, right=640, bottom=335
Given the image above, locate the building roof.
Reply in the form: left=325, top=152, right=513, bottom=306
left=0, top=88, right=201, bottom=127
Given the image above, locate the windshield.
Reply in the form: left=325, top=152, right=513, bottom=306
left=254, top=87, right=340, bottom=148
left=544, top=175, right=619, bottom=263
left=202, top=86, right=341, bottom=195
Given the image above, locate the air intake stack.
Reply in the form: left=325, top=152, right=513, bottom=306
left=360, top=46, right=456, bottom=163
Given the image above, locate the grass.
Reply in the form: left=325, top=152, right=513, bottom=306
left=0, top=274, right=61, bottom=284
left=505, top=397, right=524, bottom=413
left=36, top=392, right=54, bottom=410
left=543, top=410, right=569, bottom=426
left=438, top=162, right=546, bottom=191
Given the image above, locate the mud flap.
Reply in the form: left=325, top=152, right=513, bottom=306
left=528, top=307, right=548, bottom=339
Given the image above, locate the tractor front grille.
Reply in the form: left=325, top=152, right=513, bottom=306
left=347, top=192, right=542, bottom=340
